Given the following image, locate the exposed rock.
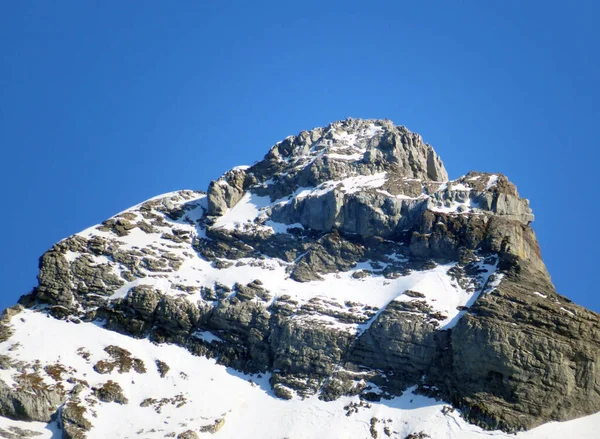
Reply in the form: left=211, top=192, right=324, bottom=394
left=70, top=255, right=124, bottom=295
left=0, top=356, right=12, bottom=370
left=16, top=118, right=600, bottom=434
left=0, top=378, right=64, bottom=422
left=125, top=285, right=161, bottom=320
left=272, top=383, right=294, bottom=400
left=290, top=231, right=364, bottom=282
left=155, top=295, right=204, bottom=335
left=349, top=301, right=441, bottom=389
left=0, top=307, right=21, bottom=343
left=251, top=119, right=447, bottom=198
left=98, top=217, right=137, bottom=237
left=405, top=432, right=430, bottom=439
left=61, top=399, right=92, bottom=439
left=177, top=430, right=199, bottom=439
left=93, top=345, right=146, bottom=375
left=199, top=418, right=225, bottom=434
left=35, top=249, right=74, bottom=307
left=156, top=360, right=170, bottom=378
left=0, top=426, right=43, bottom=438
left=370, top=417, right=378, bottom=438
left=93, top=380, right=128, bottom=404
left=1, top=306, right=23, bottom=323
left=139, top=393, right=187, bottom=413
left=440, top=264, right=600, bottom=431
left=207, top=168, right=253, bottom=217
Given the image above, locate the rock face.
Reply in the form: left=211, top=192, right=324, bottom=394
left=61, top=399, right=93, bottom=439
left=2, top=118, right=600, bottom=435
left=446, top=270, right=600, bottom=431
left=0, top=378, right=64, bottom=423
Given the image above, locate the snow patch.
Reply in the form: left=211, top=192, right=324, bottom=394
left=213, top=192, right=272, bottom=230
left=560, top=307, right=576, bottom=317
left=486, top=175, right=499, bottom=189
left=193, top=330, right=224, bottom=343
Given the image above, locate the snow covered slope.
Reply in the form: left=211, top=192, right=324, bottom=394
left=1, top=309, right=600, bottom=439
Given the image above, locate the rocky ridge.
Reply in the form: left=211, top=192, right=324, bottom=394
left=1, top=118, right=599, bottom=438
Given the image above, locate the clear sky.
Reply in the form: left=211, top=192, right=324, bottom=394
left=1, top=2, right=599, bottom=313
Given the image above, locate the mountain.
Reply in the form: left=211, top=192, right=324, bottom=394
left=1, top=118, right=599, bottom=439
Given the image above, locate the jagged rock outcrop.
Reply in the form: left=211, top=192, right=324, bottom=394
left=207, top=167, right=255, bottom=217
left=247, top=119, right=448, bottom=198
left=5, top=118, right=600, bottom=434
left=93, top=380, right=128, bottom=404
left=0, top=307, right=65, bottom=424
left=442, top=266, right=600, bottom=431
left=0, top=379, right=64, bottom=423
left=61, top=399, right=92, bottom=439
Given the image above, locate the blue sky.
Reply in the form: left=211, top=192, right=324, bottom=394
left=1, top=1, right=599, bottom=313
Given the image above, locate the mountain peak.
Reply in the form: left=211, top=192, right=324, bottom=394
left=252, top=118, right=448, bottom=189
left=1, top=119, right=599, bottom=438
left=206, top=120, right=532, bottom=242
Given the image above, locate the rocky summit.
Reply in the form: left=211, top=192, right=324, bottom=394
left=1, top=118, right=599, bottom=439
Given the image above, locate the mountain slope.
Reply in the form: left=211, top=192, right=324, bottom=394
left=1, top=118, right=599, bottom=438
left=2, top=309, right=600, bottom=439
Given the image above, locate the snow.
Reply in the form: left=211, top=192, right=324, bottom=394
left=76, top=191, right=206, bottom=242
left=393, top=264, right=472, bottom=329
left=232, top=165, right=250, bottom=171
left=376, top=189, right=420, bottom=200
left=111, top=276, right=172, bottom=300
left=486, top=175, right=499, bottom=189
left=0, top=417, right=60, bottom=438
left=326, top=152, right=364, bottom=161
left=213, top=192, right=272, bottom=230
left=483, top=273, right=504, bottom=293
left=331, top=130, right=358, bottom=145
left=450, top=183, right=472, bottom=191
left=339, top=173, right=387, bottom=193
left=2, top=310, right=600, bottom=439
left=177, top=254, right=495, bottom=334
left=64, top=250, right=80, bottom=263
left=133, top=190, right=191, bottom=205
left=294, top=182, right=337, bottom=199
left=560, top=307, right=576, bottom=317
left=285, top=173, right=388, bottom=205
left=364, top=123, right=383, bottom=137
left=533, top=291, right=547, bottom=298
left=430, top=198, right=474, bottom=214
left=436, top=182, right=448, bottom=192
left=432, top=259, right=500, bottom=329
left=264, top=220, right=304, bottom=234
left=193, top=330, right=224, bottom=343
